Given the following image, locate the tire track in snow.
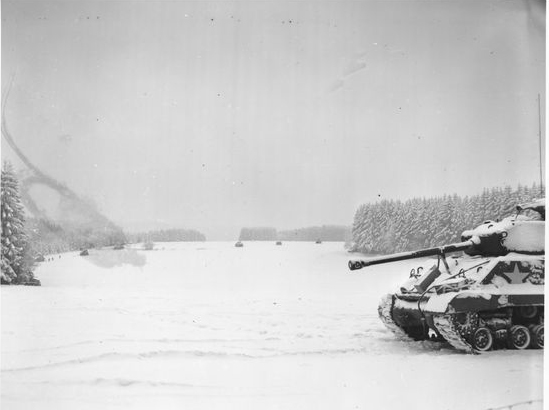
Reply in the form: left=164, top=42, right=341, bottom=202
left=14, top=337, right=267, bottom=353
left=3, top=340, right=458, bottom=373
left=1, top=350, right=258, bottom=372
left=7, top=377, right=210, bottom=389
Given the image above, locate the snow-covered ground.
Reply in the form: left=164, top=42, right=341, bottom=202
left=1, top=242, right=543, bottom=410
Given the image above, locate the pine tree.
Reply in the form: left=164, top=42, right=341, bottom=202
left=1, top=161, right=36, bottom=284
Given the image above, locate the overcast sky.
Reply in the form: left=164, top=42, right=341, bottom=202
left=1, top=0, right=546, bottom=239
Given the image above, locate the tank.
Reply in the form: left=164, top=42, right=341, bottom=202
left=348, top=199, right=545, bottom=353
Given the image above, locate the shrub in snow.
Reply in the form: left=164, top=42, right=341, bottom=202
left=143, top=241, right=155, bottom=250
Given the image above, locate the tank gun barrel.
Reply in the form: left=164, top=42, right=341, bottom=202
left=348, top=237, right=480, bottom=271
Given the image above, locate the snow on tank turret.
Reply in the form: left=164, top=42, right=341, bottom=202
left=348, top=199, right=545, bottom=353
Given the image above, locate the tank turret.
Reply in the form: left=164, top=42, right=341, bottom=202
left=461, top=199, right=545, bottom=256
left=349, top=199, right=545, bottom=353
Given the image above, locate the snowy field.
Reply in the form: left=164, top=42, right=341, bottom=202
left=1, top=242, right=543, bottom=410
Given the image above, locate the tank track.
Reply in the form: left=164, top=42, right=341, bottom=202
left=433, top=314, right=476, bottom=354
left=378, top=294, right=413, bottom=341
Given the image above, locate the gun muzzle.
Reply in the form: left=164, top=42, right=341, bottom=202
left=348, top=260, right=365, bottom=271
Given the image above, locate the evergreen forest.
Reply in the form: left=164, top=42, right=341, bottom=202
left=350, top=183, right=543, bottom=255
left=26, top=218, right=126, bottom=256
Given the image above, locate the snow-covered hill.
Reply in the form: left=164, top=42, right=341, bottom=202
left=1, top=242, right=543, bottom=409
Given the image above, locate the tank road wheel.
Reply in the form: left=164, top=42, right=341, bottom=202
left=472, top=327, right=494, bottom=352
left=530, top=325, right=544, bottom=349
left=518, top=306, right=538, bottom=320
left=508, top=325, right=531, bottom=349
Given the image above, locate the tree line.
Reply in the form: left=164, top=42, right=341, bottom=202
left=278, top=225, right=351, bottom=242
left=239, top=227, right=278, bottom=241
left=349, top=183, right=543, bottom=255
left=127, top=229, right=206, bottom=244
left=26, top=218, right=126, bottom=256
left=239, top=225, right=351, bottom=241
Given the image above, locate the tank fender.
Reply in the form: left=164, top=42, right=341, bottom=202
left=423, top=290, right=544, bottom=314
left=423, top=293, right=460, bottom=314
left=435, top=291, right=544, bottom=313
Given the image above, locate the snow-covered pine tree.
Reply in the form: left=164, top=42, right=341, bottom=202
left=402, top=198, right=425, bottom=249
left=498, top=185, right=515, bottom=218
left=1, top=161, right=36, bottom=284
left=423, top=198, right=438, bottom=247
left=351, top=204, right=366, bottom=251
left=431, top=195, right=448, bottom=245
left=446, top=194, right=463, bottom=243
left=361, top=204, right=376, bottom=252
left=392, top=200, right=408, bottom=252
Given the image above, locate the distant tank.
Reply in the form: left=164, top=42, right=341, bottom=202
left=348, top=199, right=545, bottom=353
left=235, top=241, right=244, bottom=248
